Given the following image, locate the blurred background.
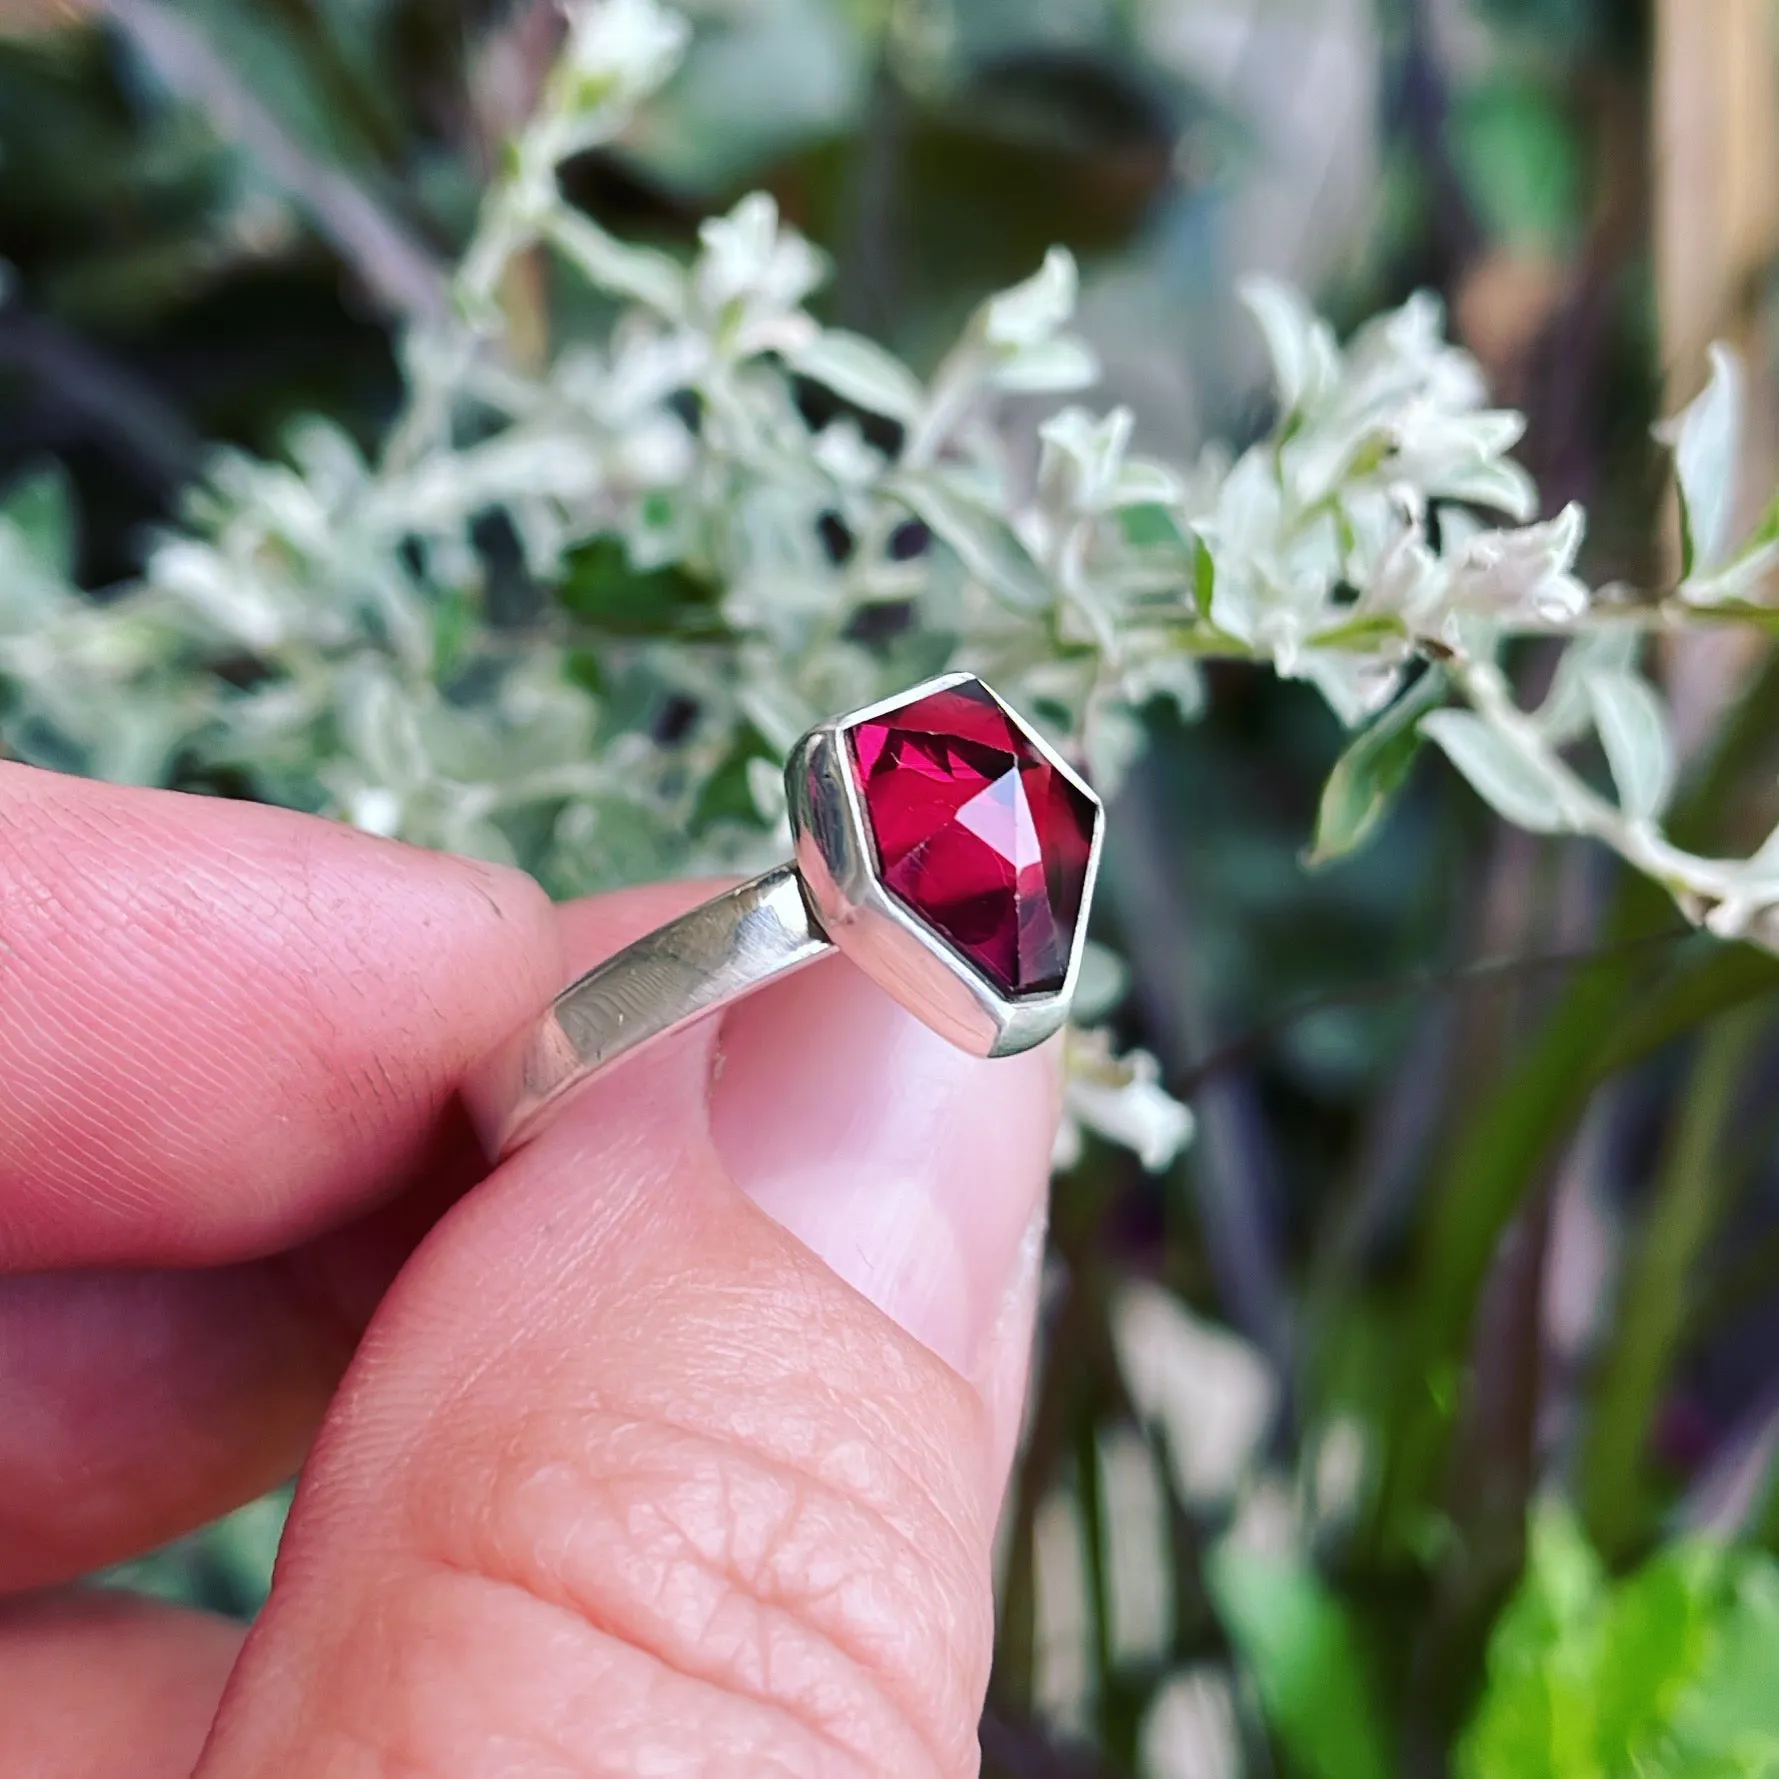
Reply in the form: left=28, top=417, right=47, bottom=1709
left=4, top=1, right=1779, bottom=1775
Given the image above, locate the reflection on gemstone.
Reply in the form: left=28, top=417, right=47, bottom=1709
left=847, top=682, right=1096, bottom=996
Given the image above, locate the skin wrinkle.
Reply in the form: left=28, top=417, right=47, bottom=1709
left=204, top=1083, right=999, bottom=1775
left=0, top=774, right=563, bottom=1580
left=361, top=1563, right=875, bottom=1779
left=241, top=828, right=431, bottom=1169
left=368, top=1202, right=992, bottom=1779
left=462, top=1289, right=982, bottom=1600
left=368, top=1124, right=682, bottom=1443
left=585, top=1266, right=981, bottom=1571
left=421, top=1403, right=977, bottom=1773
left=419, top=1550, right=897, bottom=1779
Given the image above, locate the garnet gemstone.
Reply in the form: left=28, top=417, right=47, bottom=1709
left=847, top=682, right=1097, bottom=997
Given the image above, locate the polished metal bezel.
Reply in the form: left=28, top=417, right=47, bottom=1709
left=784, top=670, right=1104, bottom=1059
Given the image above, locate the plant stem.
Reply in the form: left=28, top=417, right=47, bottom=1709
left=1369, top=935, right=1779, bottom=1561
left=99, top=0, right=449, bottom=323
left=1578, top=1002, right=1772, bottom=1560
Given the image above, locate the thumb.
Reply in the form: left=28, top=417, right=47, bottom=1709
left=197, top=886, right=1058, bottom=1778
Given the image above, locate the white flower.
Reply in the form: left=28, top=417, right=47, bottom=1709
left=149, top=538, right=289, bottom=653
left=693, top=194, right=827, bottom=340
left=1252, top=282, right=1536, bottom=520
left=611, top=410, right=696, bottom=487
left=1346, top=290, right=1488, bottom=419
left=1038, top=407, right=1184, bottom=515
left=561, top=0, right=690, bottom=103
left=1113, top=1281, right=1277, bottom=1509
left=1353, top=503, right=1590, bottom=651
left=982, top=246, right=1079, bottom=350
left=1356, top=514, right=1448, bottom=629
left=1196, top=452, right=1401, bottom=725
left=975, top=248, right=1100, bottom=394
left=1392, top=404, right=1536, bottom=518
left=1445, top=503, right=1590, bottom=628
left=1703, top=822, right=1779, bottom=944
left=1039, top=406, right=1133, bottom=513
left=1057, top=1027, right=1194, bottom=1173
left=1239, top=277, right=1341, bottom=418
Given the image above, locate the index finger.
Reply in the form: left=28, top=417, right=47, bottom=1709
left=0, top=764, right=560, bottom=1270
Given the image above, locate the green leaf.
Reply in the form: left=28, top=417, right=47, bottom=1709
left=1670, top=1559, right=1779, bottom=1772
left=1306, top=613, right=1410, bottom=653
left=1421, top=708, right=1581, bottom=835
left=1592, top=1543, right=1723, bottom=1762
left=431, top=586, right=478, bottom=680
left=1207, top=1544, right=1391, bottom=1779
left=785, top=328, right=926, bottom=424
left=1, top=462, right=76, bottom=581
left=1460, top=1510, right=1779, bottom=1779
left=1374, top=664, right=1779, bottom=1557
left=1687, top=595, right=1779, bottom=633
left=1456, top=1505, right=1607, bottom=1779
left=1451, top=77, right=1583, bottom=246
left=1117, top=502, right=1186, bottom=550
left=1192, top=539, right=1216, bottom=621
left=1745, top=487, right=1779, bottom=553
left=1578, top=1008, right=1769, bottom=1560
left=1309, top=666, right=1447, bottom=865
left=693, top=724, right=775, bottom=832
left=559, top=537, right=724, bottom=637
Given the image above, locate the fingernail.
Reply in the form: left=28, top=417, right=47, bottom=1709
left=709, top=957, right=1059, bottom=1380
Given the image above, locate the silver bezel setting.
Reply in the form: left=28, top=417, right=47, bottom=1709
left=785, top=671, right=1105, bottom=1059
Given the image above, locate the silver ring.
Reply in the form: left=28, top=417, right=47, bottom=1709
left=464, top=672, right=1104, bottom=1161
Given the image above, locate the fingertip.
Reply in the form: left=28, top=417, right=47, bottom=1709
left=0, top=770, right=566, bottom=1266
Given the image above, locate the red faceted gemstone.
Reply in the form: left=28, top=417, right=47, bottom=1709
left=847, top=682, right=1097, bottom=997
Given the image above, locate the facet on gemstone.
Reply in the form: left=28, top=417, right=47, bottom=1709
left=846, top=681, right=1097, bottom=997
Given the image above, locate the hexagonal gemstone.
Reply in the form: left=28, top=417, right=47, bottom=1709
left=847, top=681, right=1097, bottom=997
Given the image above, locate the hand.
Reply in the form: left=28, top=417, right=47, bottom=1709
left=0, top=764, right=1058, bottom=1777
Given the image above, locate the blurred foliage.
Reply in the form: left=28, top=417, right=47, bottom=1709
left=5, top=2, right=1779, bottom=1778
left=1458, top=1505, right=1779, bottom=1778
left=101, top=1489, right=292, bottom=1623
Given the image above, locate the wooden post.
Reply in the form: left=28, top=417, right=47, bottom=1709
left=1653, top=0, right=1779, bottom=746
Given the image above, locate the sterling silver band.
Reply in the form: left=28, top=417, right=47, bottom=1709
left=465, top=672, right=1102, bottom=1164
left=463, top=866, right=831, bottom=1160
